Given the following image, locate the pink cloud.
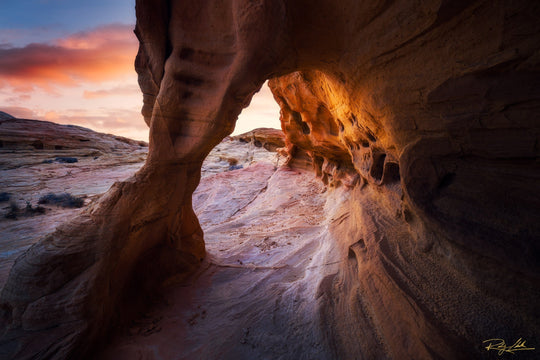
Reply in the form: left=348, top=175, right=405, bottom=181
left=0, top=24, right=138, bottom=93
left=83, top=84, right=140, bottom=99
left=4, top=93, right=32, bottom=104
left=0, top=106, right=38, bottom=119
left=47, top=108, right=148, bottom=141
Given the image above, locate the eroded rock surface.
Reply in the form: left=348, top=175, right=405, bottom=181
left=101, top=163, right=335, bottom=359
left=202, top=128, right=284, bottom=177
left=1, top=1, right=539, bottom=359
left=0, top=116, right=148, bottom=290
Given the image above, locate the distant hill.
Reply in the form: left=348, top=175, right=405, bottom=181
left=0, top=112, right=147, bottom=153
left=0, top=111, right=15, bottom=120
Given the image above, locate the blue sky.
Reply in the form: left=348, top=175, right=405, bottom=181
left=1, top=0, right=135, bottom=46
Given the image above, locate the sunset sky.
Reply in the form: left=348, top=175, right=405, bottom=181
left=0, top=0, right=280, bottom=141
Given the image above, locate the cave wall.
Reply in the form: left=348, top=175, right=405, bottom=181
left=269, top=64, right=540, bottom=357
left=1, top=0, right=539, bottom=359
left=267, top=2, right=540, bottom=353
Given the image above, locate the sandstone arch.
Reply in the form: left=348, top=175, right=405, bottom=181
left=1, top=0, right=539, bottom=359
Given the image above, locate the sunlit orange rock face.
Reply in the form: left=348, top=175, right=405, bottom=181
left=1, top=1, right=539, bottom=359
left=270, top=72, right=400, bottom=188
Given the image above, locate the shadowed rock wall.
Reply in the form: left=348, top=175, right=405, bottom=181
left=1, top=0, right=539, bottom=359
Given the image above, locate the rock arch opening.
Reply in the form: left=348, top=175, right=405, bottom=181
left=233, top=81, right=281, bottom=136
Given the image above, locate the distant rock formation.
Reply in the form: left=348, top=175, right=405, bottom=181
left=1, top=1, right=539, bottom=359
left=231, top=128, right=285, bottom=152
left=0, top=111, right=15, bottom=120
left=0, top=114, right=147, bottom=152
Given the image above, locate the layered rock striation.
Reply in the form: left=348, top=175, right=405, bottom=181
left=1, top=1, right=539, bottom=359
left=0, top=116, right=147, bottom=153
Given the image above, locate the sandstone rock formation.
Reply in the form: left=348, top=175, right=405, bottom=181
left=232, top=127, right=285, bottom=152
left=1, top=1, right=539, bottom=359
left=0, top=116, right=148, bottom=291
left=0, top=116, right=147, bottom=153
left=0, top=114, right=279, bottom=293
left=0, top=112, right=15, bottom=121
left=0, top=116, right=281, bottom=359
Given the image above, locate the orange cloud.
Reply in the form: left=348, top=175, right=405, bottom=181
left=0, top=24, right=137, bottom=92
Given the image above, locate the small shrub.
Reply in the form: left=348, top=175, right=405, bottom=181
left=38, top=193, right=84, bottom=208
left=4, top=201, right=47, bottom=220
left=32, top=205, right=46, bottom=214
left=228, top=164, right=243, bottom=171
left=4, top=202, right=18, bottom=219
left=24, top=201, right=46, bottom=215
left=4, top=211, right=17, bottom=220
left=0, top=192, right=10, bottom=202
left=55, top=157, right=78, bottom=163
left=218, top=156, right=238, bottom=165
